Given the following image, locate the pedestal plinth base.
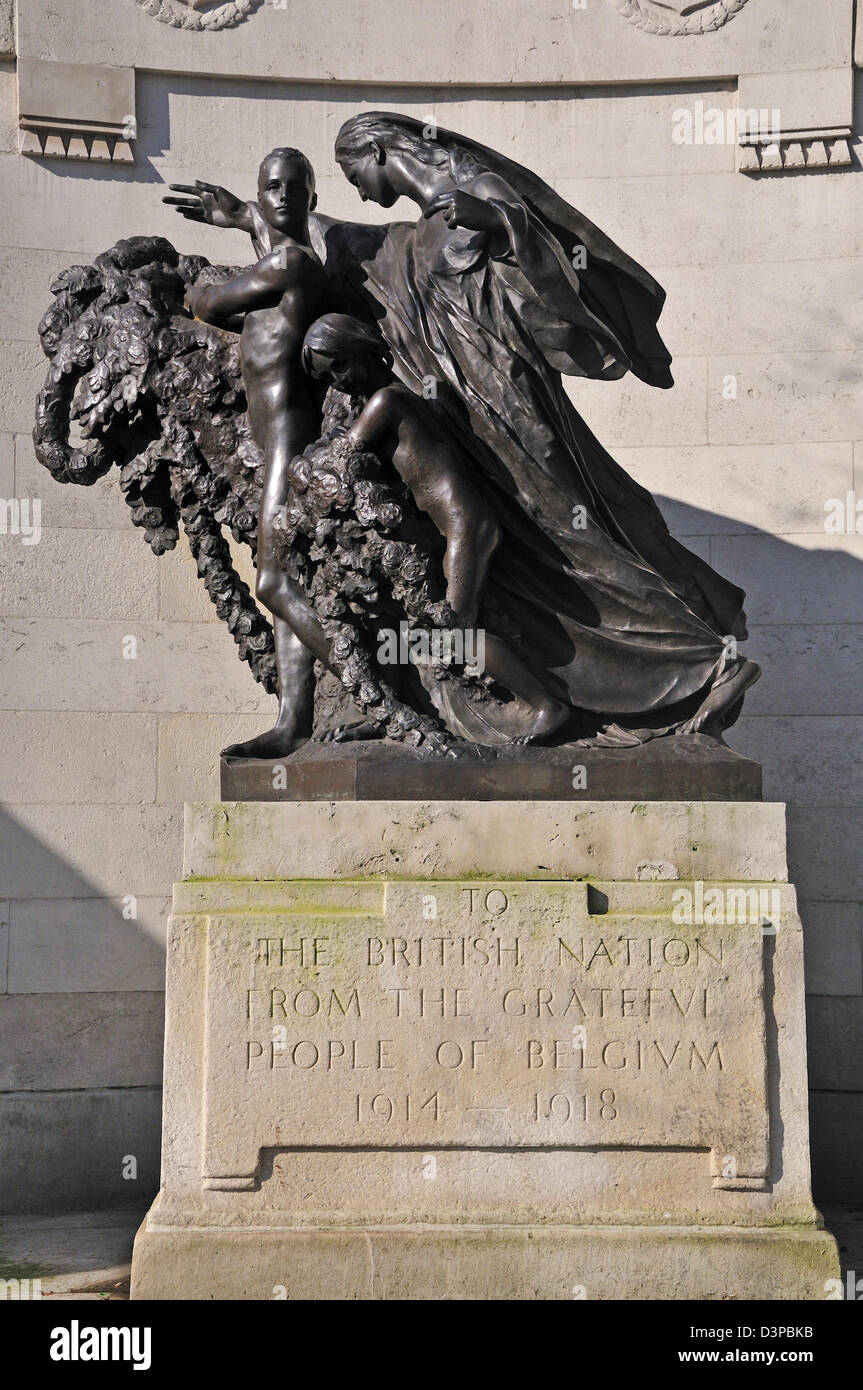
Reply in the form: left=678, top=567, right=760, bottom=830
left=131, top=799, right=839, bottom=1301
left=132, top=1218, right=837, bottom=1301
left=221, top=732, right=762, bottom=802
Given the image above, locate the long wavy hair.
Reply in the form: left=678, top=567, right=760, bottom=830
left=334, top=111, right=481, bottom=184
left=301, top=312, right=393, bottom=378
left=333, top=110, right=673, bottom=388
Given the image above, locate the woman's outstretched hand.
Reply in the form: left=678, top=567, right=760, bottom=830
left=423, top=188, right=503, bottom=234
left=163, top=181, right=252, bottom=232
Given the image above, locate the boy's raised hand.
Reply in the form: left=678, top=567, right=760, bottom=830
left=163, top=180, right=250, bottom=231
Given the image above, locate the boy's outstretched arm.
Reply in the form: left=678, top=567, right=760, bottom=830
left=188, top=252, right=298, bottom=326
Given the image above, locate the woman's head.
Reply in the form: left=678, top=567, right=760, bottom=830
left=334, top=112, right=673, bottom=388
left=335, top=112, right=453, bottom=207
left=302, top=313, right=393, bottom=395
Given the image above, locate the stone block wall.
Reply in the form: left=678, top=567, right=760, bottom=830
left=0, top=0, right=860, bottom=1209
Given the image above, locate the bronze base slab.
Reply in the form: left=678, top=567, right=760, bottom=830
left=220, top=733, right=761, bottom=802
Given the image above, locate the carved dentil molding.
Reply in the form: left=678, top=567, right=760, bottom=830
left=738, top=131, right=853, bottom=174
left=134, top=0, right=264, bottom=30
left=18, top=59, right=137, bottom=164
left=19, top=126, right=135, bottom=163
left=607, top=0, right=750, bottom=36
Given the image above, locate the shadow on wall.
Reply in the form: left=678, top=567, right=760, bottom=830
left=2, top=492, right=861, bottom=1214
left=660, top=496, right=863, bottom=1208
left=0, top=806, right=164, bottom=1216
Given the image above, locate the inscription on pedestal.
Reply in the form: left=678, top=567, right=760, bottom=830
left=201, top=881, right=769, bottom=1190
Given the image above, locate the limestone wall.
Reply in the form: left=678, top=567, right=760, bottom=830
left=0, top=0, right=861, bottom=1210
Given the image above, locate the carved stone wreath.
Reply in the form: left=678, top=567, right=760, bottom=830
left=606, top=0, right=749, bottom=35
left=135, top=0, right=264, bottom=30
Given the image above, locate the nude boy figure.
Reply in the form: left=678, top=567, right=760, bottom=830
left=302, top=313, right=569, bottom=744
left=166, top=150, right=331, bottom=758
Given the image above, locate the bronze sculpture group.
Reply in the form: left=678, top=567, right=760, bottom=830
left=33, top=113, right=760, bottom=760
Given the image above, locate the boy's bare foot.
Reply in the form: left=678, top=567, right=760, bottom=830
left=313, top=719, right=385, bottom=744
left=221, top=723, right=308, bottom=759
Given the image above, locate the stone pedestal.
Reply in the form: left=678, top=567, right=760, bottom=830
left=131, top=800, right=839, bottom=1300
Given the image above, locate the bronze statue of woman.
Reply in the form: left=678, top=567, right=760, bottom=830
left=129, top=112, right=762, bottom=747
left=316, top=112, right=759, bottom=743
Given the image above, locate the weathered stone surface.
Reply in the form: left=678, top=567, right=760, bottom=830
left=854, top=439, right=863, bottom=490
left=8, top=895, right=170, bottom=994
left=0, top=149, right=252, bottom=257
left=14, top=432, right=133, bottom=530
left=0, top=990, right=164, bottom=1090
left=560, top=165, right=863, bottom=271
left=131, top=799, right=837, bottom=1299
left=0, top=619, right=274, bottom=713
left=806, top=997, right=863, bottom=1092
left=732, top=717, right=863, bottom=806
left=0, top=247, right=101, bottom=340
left=15, top=0, right=853, bottom=87
left=157, top=531, right=259, bottom=624
left=787, top=809, right=863, bottom=903
left=157, top=540, right=221, bottom=626
left=202, top=882, right=769, bottom=1186
left=0, top=901, right=8, bottom=993
left=619, top=443, right=853, bottom=537
left=0, top=339, right=49, bottom=433
left=0, top=1088, right=161, bottom=1214
left=0, top=5, right=12, bottom=59
left=810, top=1092, right=863, bottom=1205
left=800, top=902, right=863, bottom=997
left=0, top=430, right=12, bottom=495
left=146, top=78, right=737, bottom=183
left=734, top=627, right=863, bottom=717
left=566, top=357, right=707, bottom=449
left=0, top=61, right=15, bottom=152
left=0, top=803, right=183, bottom=900
left=0, top=712, right=157, bottom=804
left=158, top=713, right=277, bottom=803
left=659, top=261, right=863, bottom=357
left=709, top=353, right=863, bottom=446
left=0, top=531, right=157, bottom=619
left=712, top=533, right=863, bottom=624
left=737, top=66, right=854, bottom=136
left=17, top=58, right=135, bottom=132
left=131, top=1223, right=838, bottom=1302
left=185, top=799, right=789, bottom=883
